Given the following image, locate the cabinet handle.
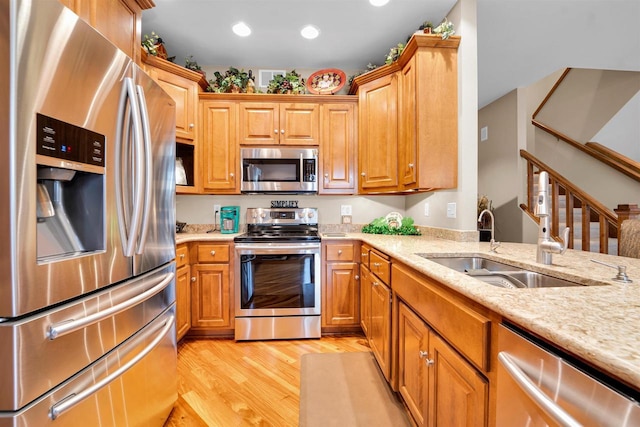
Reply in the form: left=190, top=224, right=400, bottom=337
left=408, top=163, right=414, bottom=168
left=373, top=281, right=379, bottom=287
left=419, top=350, right=428, bottom=358
left=425, top=359, right=435, bottom=367
left=355, top=275, right=360, bottom=280
left=210, top=250, right=216, bottom=256
left=189, top=123, right=195, bottom=129
left=179, top=253, right=185, bottom=259
left=361, top=172, right=366, bottom=177
left=361, top=253, right=368, bottom=258
left=338, top=249, right=343, bottom=255
left=280, top=129, right=285, bottom=134
left=229, top=173, right=234, bottom=178
left=191, top=277, right=196, bottom=282
left=373, top=262, right=381, bottom=267
left=274, top=129, right=278, bottom=134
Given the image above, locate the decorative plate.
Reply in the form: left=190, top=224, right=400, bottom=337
left=306, top=68, right=346, bottom=94
left=384, top=212, right=403, bottom=229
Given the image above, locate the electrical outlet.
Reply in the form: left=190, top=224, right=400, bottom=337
left=340, top=205, right=352, bottom=216
left=424, top=202, right=430, bottom=217
left=446, top=202, right=457, bottom=218
left=213, top=204, right=221, bottom=214
left=341, top=215, right=352, bottom=224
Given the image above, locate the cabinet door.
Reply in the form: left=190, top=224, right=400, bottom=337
left=280, top=103, right=319, bottom=145
left=398, top=302, right=430, bottom=426
left=175, top=264, right=191, bottom=341
left=148, top=68, right=197, bottom=141
left=239, top=103, right=279, bottom=145
left=399, top=56, right=418, bottom=189
left=428, top=333, right=488, bottom=427
left=360, top=264, right=371, bottom=338
left=201, top=101, right=238, bottom=192
left=191, top=264, right=232, bottom=329
left=320, top=103, right=356, bottom=194
left=358, top=73, right=398, bottom=192
left=323, top=262, right=360, bottom=327
left=370, top=280, right=392, bottom=381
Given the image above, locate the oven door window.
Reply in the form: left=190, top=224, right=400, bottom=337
left=240, top=254, right=315, bottom=309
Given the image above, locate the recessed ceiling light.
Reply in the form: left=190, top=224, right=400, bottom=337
left=369, top=0, right=390, bottom=6
left=232, top=22, right=251, bottom=37
left=301, top=25, right=319, bottom=40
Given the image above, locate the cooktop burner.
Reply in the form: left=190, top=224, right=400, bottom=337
left=234, top=207, right=320, bottom=243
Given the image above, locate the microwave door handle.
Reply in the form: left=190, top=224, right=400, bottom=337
left=135, top=84, right=153, bottom=254
left=300, top=153, right=304, bottom=185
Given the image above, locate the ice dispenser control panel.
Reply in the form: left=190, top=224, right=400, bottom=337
left=37, top=113, right=105, bottom=167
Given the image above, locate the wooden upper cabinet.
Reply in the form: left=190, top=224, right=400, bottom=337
left=320, top=102, right=357, bottom=194
left=60, top=0, right=154, bottom=64
left=352, top=34, right=460, bottom=194
left=358, top=72, right=399, bottom=192
left=201, top=101, right=239, bottom=193
left=399, top=36, right=460, bottom=192
left=239, top=102, right=319, bottom=145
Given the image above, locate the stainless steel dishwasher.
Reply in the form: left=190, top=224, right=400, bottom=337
left=497, top=323, right=640, bottom=426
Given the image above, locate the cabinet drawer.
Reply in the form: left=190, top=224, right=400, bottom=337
left=392, top=263, right=490, bottom=372
left=325, top=243, right=355, bottom=262
left=369, top=250, right=390, bottom=284
left=197, top=244, right=230, bottom=263
left=176, top=244, right=190, bottom=268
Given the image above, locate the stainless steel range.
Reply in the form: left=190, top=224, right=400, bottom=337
left=234, top=207, right=321, bottom=340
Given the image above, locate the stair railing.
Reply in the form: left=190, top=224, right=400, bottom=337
left=520, top=150, right=619, bottom=254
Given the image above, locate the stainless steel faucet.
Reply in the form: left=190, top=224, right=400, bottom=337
left=535, top=171, right=570, bottom=264
left=478, top=209, right=500, bottom=252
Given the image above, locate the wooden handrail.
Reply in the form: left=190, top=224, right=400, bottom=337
left=520, top=150, right=619, bottom=254
left=531, top=67, right=640, bottom=183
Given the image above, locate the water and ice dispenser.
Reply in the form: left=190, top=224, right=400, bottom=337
left=36, top=114, right=105, bottom=262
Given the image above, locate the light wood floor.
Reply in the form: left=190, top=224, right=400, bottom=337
left=163, top=334, right=372, bottom=427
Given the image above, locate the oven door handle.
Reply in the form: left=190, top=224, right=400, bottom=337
left=235, top=243, right=320, bottom=253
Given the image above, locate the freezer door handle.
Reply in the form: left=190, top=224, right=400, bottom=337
left=498, top=352, right=583, bottom=427
left=49, top=314, right=175, bottom=420
left=135, top=84, right=153, bottom=255
left=115, top=76, right=145, bottom=257
left=47, top=272, right=174, bottom=340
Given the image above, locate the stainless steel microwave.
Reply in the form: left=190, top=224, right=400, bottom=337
left=240, top=147, right=318, bottom=194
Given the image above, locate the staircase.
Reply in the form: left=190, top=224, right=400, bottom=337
left=521, top=150, right=622, bottom=255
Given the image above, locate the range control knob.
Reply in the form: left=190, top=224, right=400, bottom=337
left=307, top=211, right=315, bottom=219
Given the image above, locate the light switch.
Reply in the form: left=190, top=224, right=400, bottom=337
left=340, top=205, right=352, bottom=216
left=446, top=202, right=456, bottom=218
left=480, top=126, right=488, bottom=142
left=424, top=202, right=430, bottom=217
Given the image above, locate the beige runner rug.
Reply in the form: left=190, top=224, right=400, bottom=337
left=299, top=351, right=412, bottom=427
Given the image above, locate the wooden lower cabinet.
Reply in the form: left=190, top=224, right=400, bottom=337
left=322, top=241, right=360, bottom=331
left=369, top=276, right=392, bottom=381
left=360, top=264, right=371, bottom=338
left=175, top=263, right=191, bottom=341
left=397, top=301, right=488, bottom=427
left=190, top=243, right=234, bottom=334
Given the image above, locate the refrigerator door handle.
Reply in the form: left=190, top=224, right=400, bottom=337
left=115, top=76, right=145, bottom=257
left=47, top=272, right=174, bottom=340
left=49, top=314, right=175, bottom=420
left=135, top=84, right=153, bottom=255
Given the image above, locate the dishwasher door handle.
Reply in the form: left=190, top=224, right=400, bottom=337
left=498, top=352, right=583, bottom=427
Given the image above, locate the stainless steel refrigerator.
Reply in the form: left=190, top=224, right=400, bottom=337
left=0, top=1, right=177, bottom=425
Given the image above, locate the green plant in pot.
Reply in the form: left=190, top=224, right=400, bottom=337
left=267, top=70, right=306, bottom=94
left=206, top=67, right=250, bottom=93
left=184, top=56, right=205, bottom=77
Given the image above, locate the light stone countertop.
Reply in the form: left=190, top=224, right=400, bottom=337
left=176, top=231, right=640, bottom=390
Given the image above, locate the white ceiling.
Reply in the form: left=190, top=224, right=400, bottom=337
left=142, top=0, right=640, bottom=108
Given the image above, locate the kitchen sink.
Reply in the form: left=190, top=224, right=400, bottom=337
left=417, top=255, right=589, bottom=289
